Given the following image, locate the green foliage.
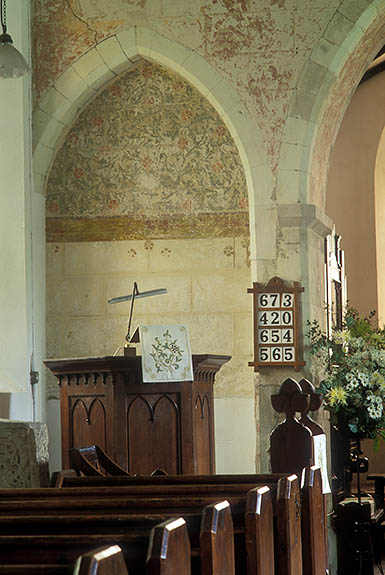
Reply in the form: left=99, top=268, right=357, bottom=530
left=308, top=308, right=385, bottom=439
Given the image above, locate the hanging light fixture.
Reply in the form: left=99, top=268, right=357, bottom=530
left=0, top=0, right=29, bottom=78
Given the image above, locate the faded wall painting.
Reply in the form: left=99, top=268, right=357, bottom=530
left=46, top=60, right=248, bottom=241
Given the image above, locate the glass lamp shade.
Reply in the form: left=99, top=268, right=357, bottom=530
left=0, top=36, right=29, bottom=78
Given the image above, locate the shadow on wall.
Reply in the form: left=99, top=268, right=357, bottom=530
left=0, top=394, right=10, bottom=419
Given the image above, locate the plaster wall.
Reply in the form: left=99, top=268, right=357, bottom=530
left=46, top=238, right=255, bottom=472
left=375, top=127, right=385, bottom=325
left=0, top=1, right=46, bottom=423
left=33, top=1, right=385, bottom=340
left=45, top=61, right=255, bottom=473
left=0, top=1, right=29, bottom=394
left=32, top=1, right=385, bottom=485
left=326, top=73, right=385, bottom=319
left=325, top=72, right=385, bottom=481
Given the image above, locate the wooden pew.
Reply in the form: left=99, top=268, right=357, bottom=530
left=33, top=467, right=327, bottom=573
left=0, top=479, right=298, bottom=574
left=51, top=472, right=286, bottom=488
left=2, top=517, right=202, bottom=575
left=245, top=486, right=274, bottom=575
left=75, top=518, right=192, bottom=575
left=69, top=445, right=130, bottom=477
left=0, top=471, right=324, bottom=574
left=0, top=496, right=259, bottom=573
left=200, top=500, right=235, bottom=575
left=147, top=518, right=191, bottom=575
left=74, top=544, right=129, bottom=575
left=0, top=502, right=236, bottom=575
left=0, top=474, right=286, bottom=573
left=301, top=466, right=328, bottom=575
left=0, top=567, right=71, bottom=574
left=277, top=474, right=302, bottom=575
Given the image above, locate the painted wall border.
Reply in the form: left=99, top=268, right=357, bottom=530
left=32, top=26, right=270, bottom=269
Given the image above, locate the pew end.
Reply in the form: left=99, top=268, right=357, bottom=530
left=276, top=474, right=303, bottom=574
left=50, top=469, right=77, bottom=488
left=73, top=544, right=128, bottom=575
left=200, top=500, right=235, bottom=575
left=301, top=466, right=328, bottom=575
left=146, top=517, right=191, bottom=575
left=245, top=485, right=274, bottom=575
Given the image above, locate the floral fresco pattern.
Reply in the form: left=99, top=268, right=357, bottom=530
left=46, top=61, right=248, bottom=241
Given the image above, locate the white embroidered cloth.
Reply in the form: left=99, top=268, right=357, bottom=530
left=140, top=325, right=193, bottom=383
left=312, top=434, right=331, bottom=494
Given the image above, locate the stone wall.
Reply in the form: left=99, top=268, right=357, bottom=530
left=34, top=1, right=385, bottom=479
left=46, top=59, right=256, bottom=473
left=0, top=421, right=49, bottom=487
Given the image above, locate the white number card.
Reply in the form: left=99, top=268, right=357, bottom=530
left=281, top=293, right=294, bottom=308
left=258, top=293, right=280, bottom=308
left=248, top=278, right=304, bottom=371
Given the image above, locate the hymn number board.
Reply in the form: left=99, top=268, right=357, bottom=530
left=248, top=277, right=305, bottom=371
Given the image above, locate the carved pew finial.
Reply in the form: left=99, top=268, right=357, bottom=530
left=147, top=517, right=191, bottom=575
left=271, top=377, right=310, bottom=418
left=74, top=544, right=128, bottom=575
left=270, top=378, right=313, bottom=474
left=298, top=378, right=324, bottom=436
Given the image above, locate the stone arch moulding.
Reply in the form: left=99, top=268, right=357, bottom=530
left=33, top=26, right=268, bottom=264
left=279, top=1, right=385, bottom=213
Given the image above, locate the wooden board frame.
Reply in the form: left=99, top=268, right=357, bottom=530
left=248, top=277, right=305, bottom=372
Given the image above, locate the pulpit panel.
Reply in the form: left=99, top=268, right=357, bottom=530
left=45, top=355, right=230, bottom=473
left=126, top=394, right=180, bottom=475
left=71, top=396, right=107, bottom=453
left=194, top=393, right=212, bottom=474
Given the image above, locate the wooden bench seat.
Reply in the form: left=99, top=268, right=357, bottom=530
left=0, top=510, right=226, bottom=575
left=0, top=494, right=264, bottom=573
left=0, top=468, right=326, bottom=574
left=0, top=481, right=284, bottom=560
left=0, top=566, right=72, bottom=574
left=51, top=471, right=287, bottom=488
left=0, top=502, right=237, bottom=575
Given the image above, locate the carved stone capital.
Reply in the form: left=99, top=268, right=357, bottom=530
left=278, top=204, right=332, bottom=238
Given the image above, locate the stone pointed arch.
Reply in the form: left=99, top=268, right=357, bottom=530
left=278, top=1, right=385, bottom=214
left=33, top=26, right=268, bottom=264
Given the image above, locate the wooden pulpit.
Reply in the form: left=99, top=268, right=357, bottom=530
left=45, top=354, right=230, bottom=475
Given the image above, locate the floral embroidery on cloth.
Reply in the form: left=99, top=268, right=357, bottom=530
left=140, top=325, right=193, bottom=383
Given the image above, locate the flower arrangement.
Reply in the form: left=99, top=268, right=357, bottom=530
left=308, top=308, right=385, bottom=439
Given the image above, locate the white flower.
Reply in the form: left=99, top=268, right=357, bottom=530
left=346, top=382, right=357, bottom=392
left=345, top=373, right=359, bottom=388
left=358, top=372, right=370, bottom=386
left=368, top=403, right=383, bottom=419
left=333, top=331, right=346, bottom=345
left=349, top=337, right=365, bottom=350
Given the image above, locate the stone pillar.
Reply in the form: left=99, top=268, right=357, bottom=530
left=255, top=203, right=332, bottom=472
